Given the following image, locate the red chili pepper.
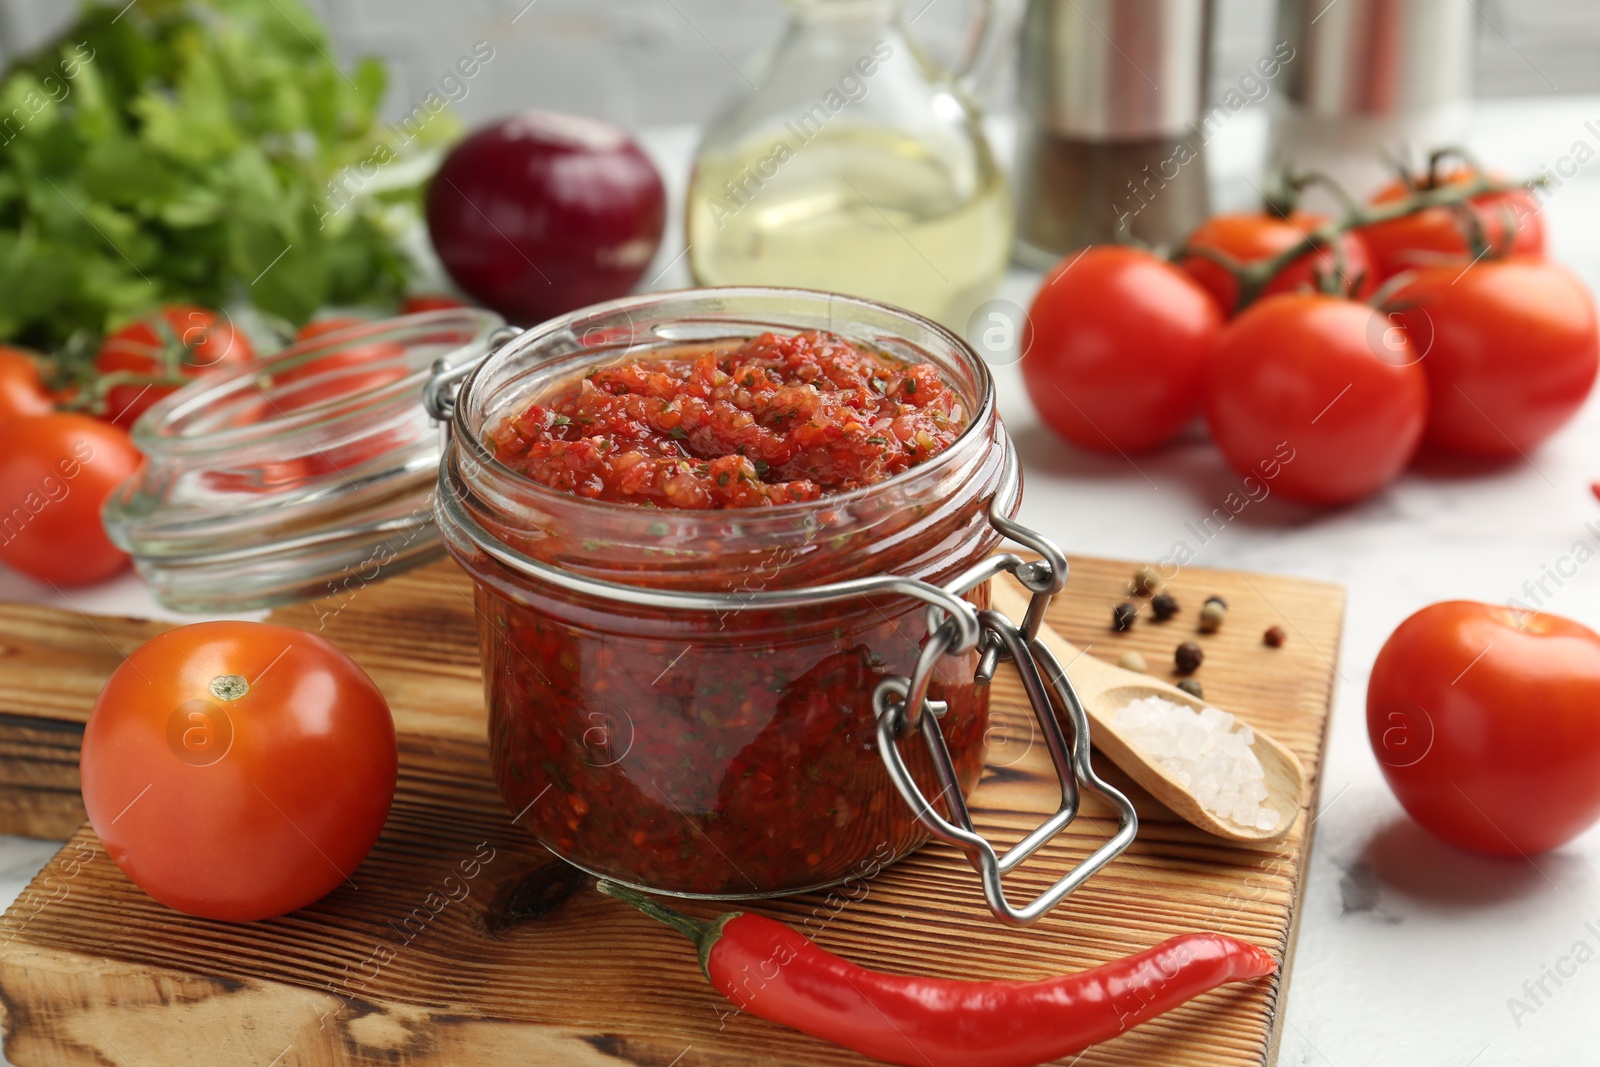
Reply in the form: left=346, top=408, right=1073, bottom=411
left=598, top=881, right=1276, bottom=1067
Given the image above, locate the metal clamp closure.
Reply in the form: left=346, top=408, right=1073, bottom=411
left=872, top=510, right=1138, bottom=925
left=424, top=325, right=524, bottom=429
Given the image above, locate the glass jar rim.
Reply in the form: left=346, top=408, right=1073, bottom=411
left=449, top=286, right=997, bottom=521
left=133, top=308, right=505, bottom=457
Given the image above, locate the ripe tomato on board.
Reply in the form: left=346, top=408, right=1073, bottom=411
left=1368, top=602, right=1600, bottom=856
left=1022, top=246, right=1222, bottom=454
left=79, top=621, right=397, bottom=921
left=94, top=305, right=255, bottom=426
left=1359, top=170, right=1544, bottom=282
left=1205, top=294, right=1428, bottom=506
left=0, top=414, right=142, bottom=586
left=0, top=346, right=54, bottom=426
left=1178, top=211, right=1375, bottom=316
left=1387, top=257, right=1599, bottom=458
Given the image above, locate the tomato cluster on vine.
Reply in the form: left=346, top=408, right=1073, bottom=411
left=1021, top=158, right=1599, bottom=507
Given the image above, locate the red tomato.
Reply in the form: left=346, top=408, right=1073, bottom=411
left=0, top=346, right=54, bottom=425
left=401, top=294, right=467, bottom=314
left=295, top=315, right=373, bottom=343
left=0, top=414, right=142, bottom=586
left=1022, top=246, right=1222, bottom=453
left=1360, top=170, right=1544, bottom=282
left=199, top=330, right=412, bottom=495
left=1369, top=602, right=1600, bottom=856
left=274, top=363, right=410, bottom=414
left=79, top=621, right=397, bottom=921
left=1179, top=211, right=1375, bottom=316
left=1388, top=257, right=1598, bottom=458
left=202, top=342, right=414, bottom=494
left=275, top=334, right=406, bottom=386
left=95, top=306, right=255, bottom=426
left=1205, top=294, right=1427, bottom=505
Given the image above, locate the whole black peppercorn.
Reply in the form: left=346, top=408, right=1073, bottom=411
left=1150, top=593, right=1179, bottom=621
left=1264, top=625, right=1287, bottom=648
left=1132, top=564, right=1163, bottom=596
left=1175, top=641, right=1204, bottom=674
left=1112, top=602, right=1138, bottom=632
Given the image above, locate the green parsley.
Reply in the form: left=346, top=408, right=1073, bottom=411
left=0, top=0, right=451, bottom=351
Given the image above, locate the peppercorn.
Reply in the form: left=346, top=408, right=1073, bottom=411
left=1132, top=565, right=1163, bottom=597
left=1204, top=595, right=1227, bottom=610
left=1175, top=641, right=1204, bottom=674
left=1150, top=593, right=1179, bottom=621
left=1176, top=678, right=1205, bottom=699
left=1118, top=651, right=1148, bottom=673
left=1199, top=600, right=1227, bottom=634
left=1112, top=602, right=1138, bottom=632
left=1264, top=625, right=1287, bottom=648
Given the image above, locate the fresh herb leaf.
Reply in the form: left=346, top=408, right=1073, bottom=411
left=0, top=0, right=452, bottom=352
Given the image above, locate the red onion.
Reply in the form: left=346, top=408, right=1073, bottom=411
left=426, top=112, right=667, bottom=324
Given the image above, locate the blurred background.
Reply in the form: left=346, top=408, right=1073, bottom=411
left=3, top=0, right=1597, bottom=128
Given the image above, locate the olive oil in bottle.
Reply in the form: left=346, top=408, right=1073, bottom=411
left=687, top=125, right=1012, bottom=330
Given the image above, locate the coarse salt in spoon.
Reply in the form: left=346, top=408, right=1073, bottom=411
left=991, top=575, right=1307, bottom=844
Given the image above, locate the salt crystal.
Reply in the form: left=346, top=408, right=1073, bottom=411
left=1113, top=694, right=1274, bottom=830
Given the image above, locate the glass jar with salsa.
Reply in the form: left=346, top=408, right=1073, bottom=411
left=431, top=288, right=1136, bottom=922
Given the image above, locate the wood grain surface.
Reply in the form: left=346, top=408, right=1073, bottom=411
left=0, top=556, right=1345, bottom=1067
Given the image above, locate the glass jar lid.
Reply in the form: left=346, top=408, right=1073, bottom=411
left=104, top=308, right=505, bottom=612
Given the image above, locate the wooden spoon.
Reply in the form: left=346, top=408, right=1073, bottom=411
left=991, top=575, right=1307, bottom=843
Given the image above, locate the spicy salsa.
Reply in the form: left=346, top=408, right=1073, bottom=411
left=474, top=329, right=991, bottom=897
left=488, top=330, right=967, bottom=507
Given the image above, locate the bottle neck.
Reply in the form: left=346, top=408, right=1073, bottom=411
left=785, top=0, right=901, bottom=26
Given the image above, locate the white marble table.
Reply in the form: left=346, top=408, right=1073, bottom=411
left=3, top=98, right=1598, bottom=1066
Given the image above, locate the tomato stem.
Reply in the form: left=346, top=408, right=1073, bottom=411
left=52, top=370, right=192, bottom=415
left=1426, top=146, right=1484, bottom=191
left=1217, top=170, right=1541, bottom=312
left=209, top=675, right=250, bottom=701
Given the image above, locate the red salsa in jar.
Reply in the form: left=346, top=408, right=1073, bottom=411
left=487, top=330, right=967, bottom=507
left=441, top=296, right=1018, bottom=899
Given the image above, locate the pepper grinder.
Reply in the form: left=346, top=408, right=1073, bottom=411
left=1013, top=0, right=1213, bottom=267
left=1269, top=0, right=1472, bottom=212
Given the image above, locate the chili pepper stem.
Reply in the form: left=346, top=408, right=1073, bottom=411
left=596, top=879, right=739, bottom=976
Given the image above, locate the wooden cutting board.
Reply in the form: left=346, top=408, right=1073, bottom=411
left=0, top=555, right=1344, bottom=1067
